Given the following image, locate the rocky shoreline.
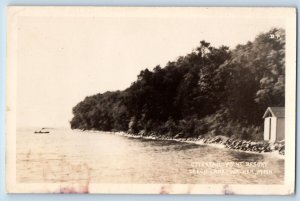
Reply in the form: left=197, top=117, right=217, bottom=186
left=196, top=135, right=285, bottom=155
left=112, top=132, right=285, bottom=156
left=81, top=130, right=285, bottom=157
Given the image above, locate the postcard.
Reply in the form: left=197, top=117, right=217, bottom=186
left=6, top=7, right=296, bottom=194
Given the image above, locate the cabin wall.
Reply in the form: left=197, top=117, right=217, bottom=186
left=276, top=118, right=285, bottom=141
left=264, top=117, right=271, bottom=141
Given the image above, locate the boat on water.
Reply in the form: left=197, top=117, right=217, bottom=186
left=34, top=128, right=50, bottom=134
left=34, top=131, right=50, bottom=134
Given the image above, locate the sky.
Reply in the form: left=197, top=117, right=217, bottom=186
left=14, top=7, right=286, bottom=128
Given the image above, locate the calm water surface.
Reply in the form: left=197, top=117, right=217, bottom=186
left=17, top=128, right=284, bottom=184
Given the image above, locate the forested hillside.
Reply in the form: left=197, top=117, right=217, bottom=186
left=70, top=28, right=285, bottom=141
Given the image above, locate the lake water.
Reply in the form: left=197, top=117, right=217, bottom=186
left=17, top=128, right=284, bottom=184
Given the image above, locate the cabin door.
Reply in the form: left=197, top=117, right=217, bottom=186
left=270, top=117, right=277, bottom=142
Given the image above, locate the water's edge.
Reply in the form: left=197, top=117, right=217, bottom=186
left=17, top=128, right=285, bottom=185
left=77, top=130, right=285, bottom=159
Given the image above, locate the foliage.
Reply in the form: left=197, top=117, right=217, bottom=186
left=70, top=28, right=285, bottom=141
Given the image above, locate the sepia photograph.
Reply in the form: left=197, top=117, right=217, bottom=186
left=6, top=7, right=296, bottom=194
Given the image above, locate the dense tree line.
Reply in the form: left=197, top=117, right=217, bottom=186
left=70, top=28, right=285, bottom=141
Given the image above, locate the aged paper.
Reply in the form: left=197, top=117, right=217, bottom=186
left=6, top=7, right=296, bottom=194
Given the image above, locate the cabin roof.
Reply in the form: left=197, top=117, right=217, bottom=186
left=263, top=107, right=285, bottom=118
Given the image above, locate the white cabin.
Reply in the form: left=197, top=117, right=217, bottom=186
left=263, top=107, right=285, bottom=143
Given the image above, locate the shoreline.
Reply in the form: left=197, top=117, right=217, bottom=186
left=78, top=129, right=285, bottom=159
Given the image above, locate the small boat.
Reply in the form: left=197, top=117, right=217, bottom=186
left=34, top=128, right=50, bottom=134
left=34, top=131, right=50, bottom=134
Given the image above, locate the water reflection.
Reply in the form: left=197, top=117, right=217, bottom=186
left=17, top=128, right=284, bottom=184
left=229, top=151, right=265, bottom=162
